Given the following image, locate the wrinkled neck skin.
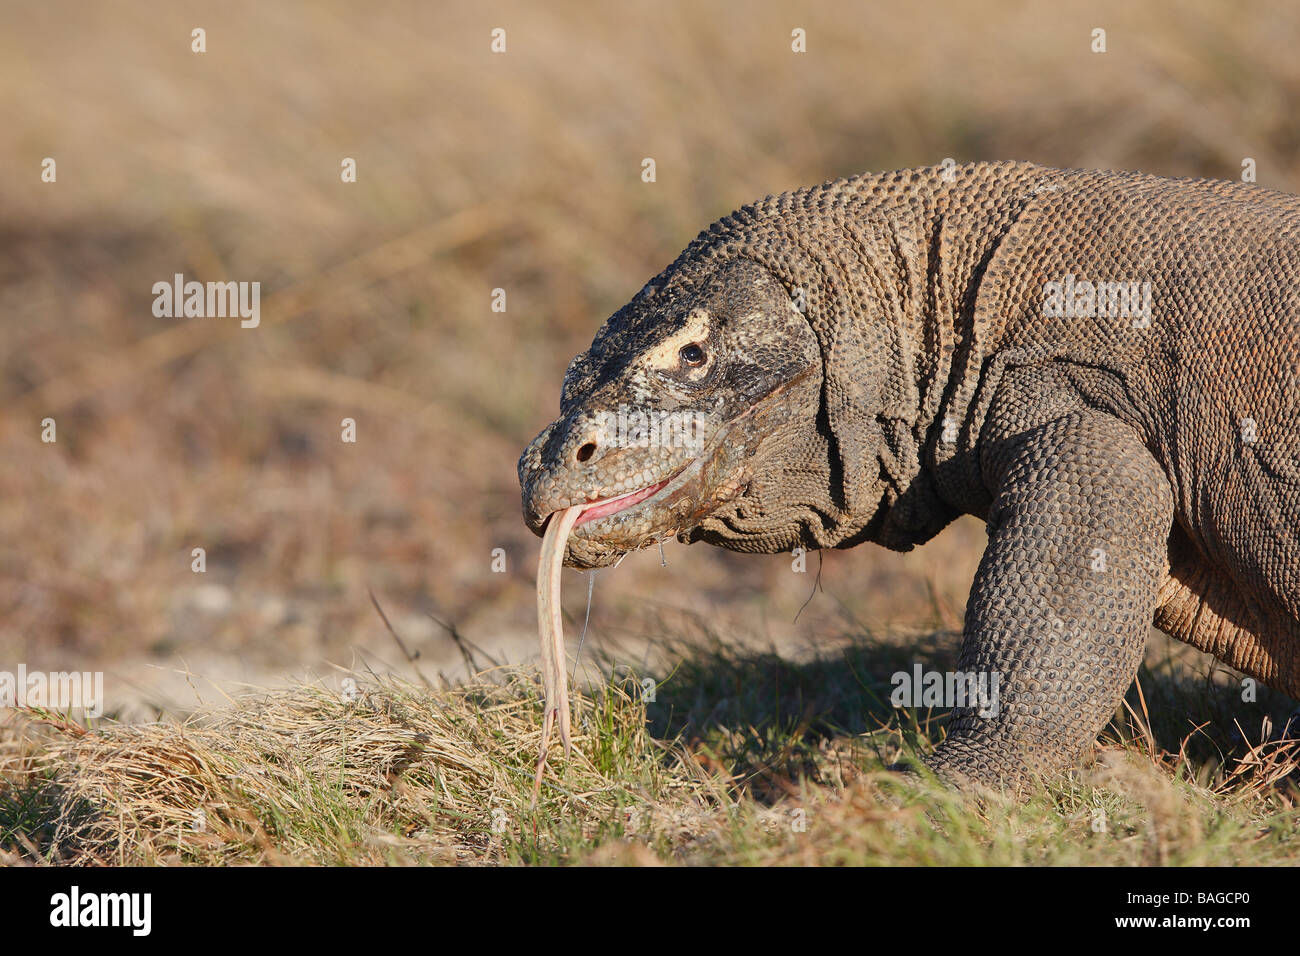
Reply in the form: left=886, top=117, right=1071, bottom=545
left=679, top=161, right=1062, bottom=555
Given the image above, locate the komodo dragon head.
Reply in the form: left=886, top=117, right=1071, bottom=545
left=519, top=258, right=825, bottom=569
left=519, top=179, right=951, bottom=568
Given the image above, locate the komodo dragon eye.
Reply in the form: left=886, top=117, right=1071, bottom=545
left=679, top=343, right=706, bottom=367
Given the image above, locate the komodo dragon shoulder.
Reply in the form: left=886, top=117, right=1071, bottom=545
left=519, top=160, right=1300, bottom=790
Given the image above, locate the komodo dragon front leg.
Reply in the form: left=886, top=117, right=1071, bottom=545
left=926, top=385, right=1175, bottom=789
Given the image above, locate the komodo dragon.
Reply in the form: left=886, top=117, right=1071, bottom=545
left=518, top=160, right=1300, bottom=790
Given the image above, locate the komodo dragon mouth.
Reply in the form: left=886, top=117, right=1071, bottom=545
left=525, top=442, right=711, bottom=567
left=572, top=476, right=674, bottom=524
left=558, top=470, right=678, bottom=529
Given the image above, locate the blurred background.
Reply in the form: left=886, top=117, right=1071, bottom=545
left=2, top=0, right=1298, bottom=717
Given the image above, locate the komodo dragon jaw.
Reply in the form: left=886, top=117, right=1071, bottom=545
left=519, top=258, right=823, bottom=569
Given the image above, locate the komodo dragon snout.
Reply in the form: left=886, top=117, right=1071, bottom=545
left=519, top=258, right=823, bottom=569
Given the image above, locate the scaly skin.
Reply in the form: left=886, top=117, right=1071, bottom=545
left=518, top=161, right=1300, bottom=790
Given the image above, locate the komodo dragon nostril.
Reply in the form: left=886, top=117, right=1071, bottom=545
left=575, top=442, right=597, bottom=463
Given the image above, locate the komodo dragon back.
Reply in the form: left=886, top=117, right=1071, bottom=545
left=519, top=160, right=1300, bottom=790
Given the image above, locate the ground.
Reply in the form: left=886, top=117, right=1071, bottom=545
left=3, top=629, right=1297, bottom=865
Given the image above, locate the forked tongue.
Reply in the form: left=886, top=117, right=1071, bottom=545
left=533, top=503, right=586, bottom=800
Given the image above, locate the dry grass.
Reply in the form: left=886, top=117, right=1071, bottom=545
left=2, top=637, right=1297, bottom=866
left=1, top=670, right=720, bottom=865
